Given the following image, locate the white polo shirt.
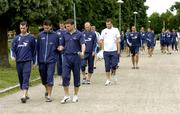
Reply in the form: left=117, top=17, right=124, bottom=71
left=100, top=27, right=120, bottom=51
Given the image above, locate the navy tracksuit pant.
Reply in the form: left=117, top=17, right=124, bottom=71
left=103, top=51, right=118, bottom=72
left=57, top=53, right=62, bottom=76
left=62, top=54, right=81, bottom=87
left=81, top=52, right=94, bottom=74
left=39, top=62, right=56, bottom=86
left=16, top=61, right=32, bottom=90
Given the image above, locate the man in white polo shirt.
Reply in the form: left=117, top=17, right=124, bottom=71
left=100, top=19, right=120, bottom=86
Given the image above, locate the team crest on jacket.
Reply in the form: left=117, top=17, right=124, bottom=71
left=49, top=42, right=54, bottom=45
left=73, top=37, right=77, bottom=40
left=18, top=37, right=21, bottom=41
left=41, top=37, right=45, bottom=40
left=18, top=42, right=28, bottom=47
left=57, top=32, right=61, bottom=35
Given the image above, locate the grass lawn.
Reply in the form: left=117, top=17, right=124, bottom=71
left=0, top=60, right=39, bottom=90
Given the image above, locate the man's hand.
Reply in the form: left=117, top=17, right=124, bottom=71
left=57, top=46, right=64, bottom=51
left=117, top=50, right=120, bottom=55
left=92, top=52, right=95, bottom=56
left=80, top=52, right=85, bottom=59
left=11, top=57, right=15, bottom=61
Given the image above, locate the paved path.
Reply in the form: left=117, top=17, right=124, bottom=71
left=0, top=42, right=180, bottom=114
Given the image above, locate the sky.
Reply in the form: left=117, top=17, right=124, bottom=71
left=145, top=0, right=180, bottom=16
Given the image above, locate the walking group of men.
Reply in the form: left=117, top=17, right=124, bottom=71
left=160, top=28, right=179, bottom=54
left=11, top=18, right=179, bottom=104
left=121, top=26, right=179, bottom=68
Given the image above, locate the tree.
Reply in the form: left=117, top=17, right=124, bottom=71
left=170, top=2, right=180, bottom=30
left=0, top=0, right=148, bottom=67
left=0, top=0, right=73, bottom=67
left=149, top=12, right=162, bottom=33
left=148, top=2, right=180, bottom=33
left=75, top=0, right=148, bottom=31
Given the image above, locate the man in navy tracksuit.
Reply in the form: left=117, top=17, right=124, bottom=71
left=58, top=19, right=86, bottom=104
left=81, top=22, right=97, bottom=85
left=171, top=29, right=178, bottom=52
left=160, top=28, right=166, bottom=53
left=127, top=26, right=141, bottom=69
left=37, top=20, right=59, bottom=102
left=125, top=29, right=131, bottom=57
left=140, top=27, right=147, bottom=54
left=11, top=21, right=36, bottom=103
left=56, top=21, right=66, bottom=85
left=146, top=28, right=155, bottom=57
left=165, top=29, right=172, bottom=54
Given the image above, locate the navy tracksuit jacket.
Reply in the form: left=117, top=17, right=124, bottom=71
left=37, top=31, right=59, bottom=86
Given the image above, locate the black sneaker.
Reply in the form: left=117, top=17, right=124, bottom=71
left=21, top=97, right=27, bottom=103
left=26, top=96, right=30, bottom=100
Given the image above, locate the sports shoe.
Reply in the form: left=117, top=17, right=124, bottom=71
left=112, top=75, right=118, bottom=84
left=86, top=80, right=91, bottom=85
left=61, top=96, right=71, bottom=104
left=25, top=96, right=30, bottom=100
left=21, top=97, right=27, bottom=103
left=105, top=80, right=111, bottom=86
left=82, top=78, right=87, bottom=85
left=72, top=95, right=78, bottom=103
left=45, top=97, right=52, bottom=102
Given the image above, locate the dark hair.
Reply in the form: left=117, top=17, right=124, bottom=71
left=106, top=18, right=113, bottom=23
left=65, top=19, right=74, bottom=25
left=43, top=20, right=52, bottom=26
left=59, top=20, right=65, bottom=24
left=20, top=21, right=28, bottom=27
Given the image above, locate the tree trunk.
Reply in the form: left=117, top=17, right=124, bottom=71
left=0, top=16, right=10, bottom=67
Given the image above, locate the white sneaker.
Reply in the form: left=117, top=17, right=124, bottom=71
left=72, top=95, right=78, bottom=103
left=105, top=80, right=111, bottom=86
left=61, top=96, right=71, bottom=104
left=112, top=75, right=118, bottom=84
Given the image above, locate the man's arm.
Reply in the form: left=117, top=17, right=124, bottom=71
left=116, top=36, right=120, bottom=54
left=116, top=29, right=121, bottom=54
left=11, top=37, right=17, bottom=60
left=92, top=33, right=98, bottom=56
left=80, top=43, right=86, bottom=58
left=57, top=33, right=65, bottom=51
left=99, top=31, right=104, bottom=50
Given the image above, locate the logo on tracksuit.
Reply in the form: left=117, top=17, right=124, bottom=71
left=18, top=42, right=28, bottom=47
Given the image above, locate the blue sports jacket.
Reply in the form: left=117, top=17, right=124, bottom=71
left=37, top=31, right=59, bottom=63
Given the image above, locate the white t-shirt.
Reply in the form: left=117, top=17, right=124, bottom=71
left=95, top=31, right=100, bottom=42
left=100, top=27, right=120, bottom=51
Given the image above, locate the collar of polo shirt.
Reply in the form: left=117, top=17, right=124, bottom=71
left=20, top=33, right=29, bottom=36
left=69, top=29, right=76, bottom=35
